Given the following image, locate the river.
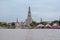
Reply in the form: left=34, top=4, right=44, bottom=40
left=0, top=29, right=60, bottom=40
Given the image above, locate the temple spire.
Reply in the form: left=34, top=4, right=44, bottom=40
left=24, top=0, right=32, bottom=27
left=41, top=18, right=42, bottom=22
left=16, top=18, right=19, bottom=23
left=28, top=6, right=31, bottom=17
left=25, top=6, right=32, bottom=26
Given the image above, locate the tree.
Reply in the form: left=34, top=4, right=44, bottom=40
left=11, top=22, right=15, bottom=26
left=58, top=20, right=60, bottom=26
left=50, top=20, right=58, bottom=26
left=0, top=23, right=8, bottom=28
left=40, top=22, right=47, bottom=25
left=30, top=21, right=37, bottom=28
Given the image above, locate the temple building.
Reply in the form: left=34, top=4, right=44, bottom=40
left=15, top=18, right=21, bottom=29
left=15, top=6, right=33, bottom=29
left=24, top=6, right=33, bottom=27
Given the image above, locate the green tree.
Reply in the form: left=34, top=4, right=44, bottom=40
left=0, top=23, right=8, bottom=28
left=40, top=22, right=47, bottom=25
left=50, top=20, right=58, bottom=26
left=30, top=21, right=37, bottom=28
left=11, top=22, right=15, bottom=26
left=58, top=20, right=60, bottom=26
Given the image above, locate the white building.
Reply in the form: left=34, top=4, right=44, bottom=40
left=24, top=6, right=33, bottom=27
left=15, top=6, right=33, bottom=29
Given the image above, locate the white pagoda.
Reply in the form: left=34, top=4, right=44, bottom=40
left=24, top=6, right=33, bottom=27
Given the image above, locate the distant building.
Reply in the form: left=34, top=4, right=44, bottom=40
left=45, top=23, right=51, bottom=28
left=40, top=18, right=42, bottom=22
left=15, top=18, right=21, bottom=28
left=0, top=22, right=7, bottom=24
left=15, top=6, right=33, bottom=29
left=53, top=23, right=59, bottom=29
left=35, top=24, right=44, bottom=29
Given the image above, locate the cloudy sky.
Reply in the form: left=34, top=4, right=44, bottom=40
left=0, top=0, right=60, bottom=22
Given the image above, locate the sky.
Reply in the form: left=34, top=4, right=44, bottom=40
left=0, top=0, right=60, bottom=22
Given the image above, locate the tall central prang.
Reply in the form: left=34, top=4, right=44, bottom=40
left=25, top=6, right=32, bottom=27
left=28, top=6, right=31, bottom=18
